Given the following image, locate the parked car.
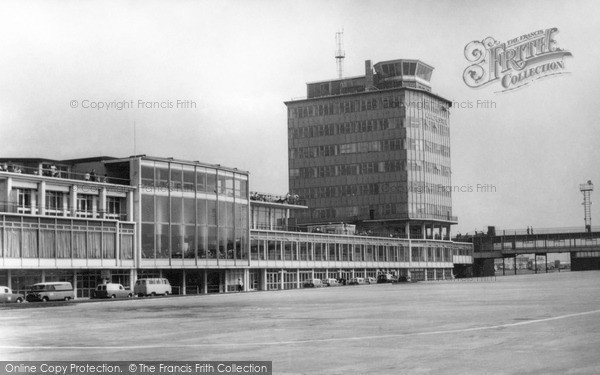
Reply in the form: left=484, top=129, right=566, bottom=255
left=337, top=278, right=347, bottom=285
left=26, top=282, right=74, bottom=302
left=365, top=277, right=376, bottom=284
left=303, top=279, right=324, bottom=288
left=348, top=277, right=366, bottom=285
left=134, top=278, right=172, bottom=297
left=377, top=274, right=398, bottom=284
left=0, top=286, right=24, bottom=303
left=91, top=283, right=133, bottom=299
left=324, top=278, right=339, bottom=286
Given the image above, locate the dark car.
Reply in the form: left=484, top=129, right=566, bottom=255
left=337, top=278, right=347, bottom=286
left=377, top=274, right=398, bottom=283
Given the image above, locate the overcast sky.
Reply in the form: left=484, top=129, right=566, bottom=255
left=1, top=0, right=599, bottom=235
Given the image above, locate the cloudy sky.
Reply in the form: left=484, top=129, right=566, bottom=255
left=1, top=0, right=599, bottom=234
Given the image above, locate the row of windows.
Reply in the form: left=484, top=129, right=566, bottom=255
left=0, top=224, right=134, bottom=260
left=141, top=224, right=248, bottom=260
left=140, top=163, right=248, bottom=198
left=141, top=195, right=248, bottom=228
left=289, top=94, right=449, bottom=119
left=289, top=115, right=449, bottom=139
left=304, top=202, right=452, bottom=220
left=251, top=239, right=455, bottom=262
left=293, top=181, right=454, bottom=200
left=290, top=118, right=399, bottom=139
left=13, top=189, right=124, bottom=219
left=290, top=138, right=449, bottom=159
left=290, top=160, right=450, bottom=179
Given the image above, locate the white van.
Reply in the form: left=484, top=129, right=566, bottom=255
left=26, top=282, right=75, bottom=302
left=134, top=278, right=172, bottom=297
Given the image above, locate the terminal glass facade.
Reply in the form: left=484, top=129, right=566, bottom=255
left=139, top=159, right=249, bottom=261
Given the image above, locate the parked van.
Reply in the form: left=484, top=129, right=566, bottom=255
left=26, top=282, right=74, bottom=302
left=134, top=278, right=172, bottom=297
left=91, top=283, right=133, bottom=299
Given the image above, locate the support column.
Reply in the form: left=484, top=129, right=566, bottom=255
left=69, top=185, right=77, bottom=217
left=203, top=270, right=208, bottom=294
left=280, top=269, right=284, bottom=290
left=73, top=271, right=78, bottom=299
left=405, top=222, right=410, bottom=240
left=244, top=268, right=249, bottom=292
left=4, top=177, right=11, bottom=212
left=31, top=190, right=37, bottom=215
left=127, top=191, right=134, bottom=221
left=514, top=256, right=517, bottom=275
left=296, top=269, right=300, bottom=289
left=421, top=223, right=426, bottom=239
left=99, top=187, right=107, bottom=219
left=7, top=269, right=12, bottom=289
left=261, top=269, right=267, bottom=291
left=38, top=181, right=46, bottom=215
left=130, top=268, right=137, bottom=289
left=182, top=269, right=186, bottom=295
left=534, top=255, right=538, bottom=274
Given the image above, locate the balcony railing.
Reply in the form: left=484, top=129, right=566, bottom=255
left=0, top=165, right=130, bottom=185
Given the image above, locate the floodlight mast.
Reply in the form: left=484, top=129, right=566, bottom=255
left=580, top=180, right=593, bottom=233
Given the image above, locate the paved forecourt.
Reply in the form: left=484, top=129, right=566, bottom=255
left=2, top=272, right=600, bottom=374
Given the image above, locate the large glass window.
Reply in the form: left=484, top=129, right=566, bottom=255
left=196, top=168, right=206, bottom=192
left=171, top=197, right=183, bottom=223
left=206, top=170, right=217, bottom=194
left=183, top=197, right=195, bottom=224
left=155, top=196, right=169, bottom=223
left=182, top=165, right=195, bottom=193
left=197, top=226, right=207, bottom=258
left=144, top=227, right=157, bottom=259
left=156, top=224, right=169, bottom=258
left=141, top=164, right=154, bottom=187
left=170, top=165, right=183, bottom=191
left=207, top=226, right=218, bottom=258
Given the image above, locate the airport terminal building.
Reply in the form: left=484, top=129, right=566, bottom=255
left=0, top=155, right=472, bottom=297
left=0, top=58, right=473, bottom=297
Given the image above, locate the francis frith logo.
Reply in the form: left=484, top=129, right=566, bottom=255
left=463, top=27, right=572, bottom=92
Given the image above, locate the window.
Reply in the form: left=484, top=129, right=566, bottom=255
left=17, top=189, right=33, bottom=214
left=107, top=197, right=123, bottom=219
left=77, top=195, right=94, bottom=217
left=45, top=191, right=64, bottom=216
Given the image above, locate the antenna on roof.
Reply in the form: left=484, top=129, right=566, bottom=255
left=335, top=30, right=345, bottom=79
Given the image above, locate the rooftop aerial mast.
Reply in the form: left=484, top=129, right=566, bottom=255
left=335, top=30, right=345, bottom=79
